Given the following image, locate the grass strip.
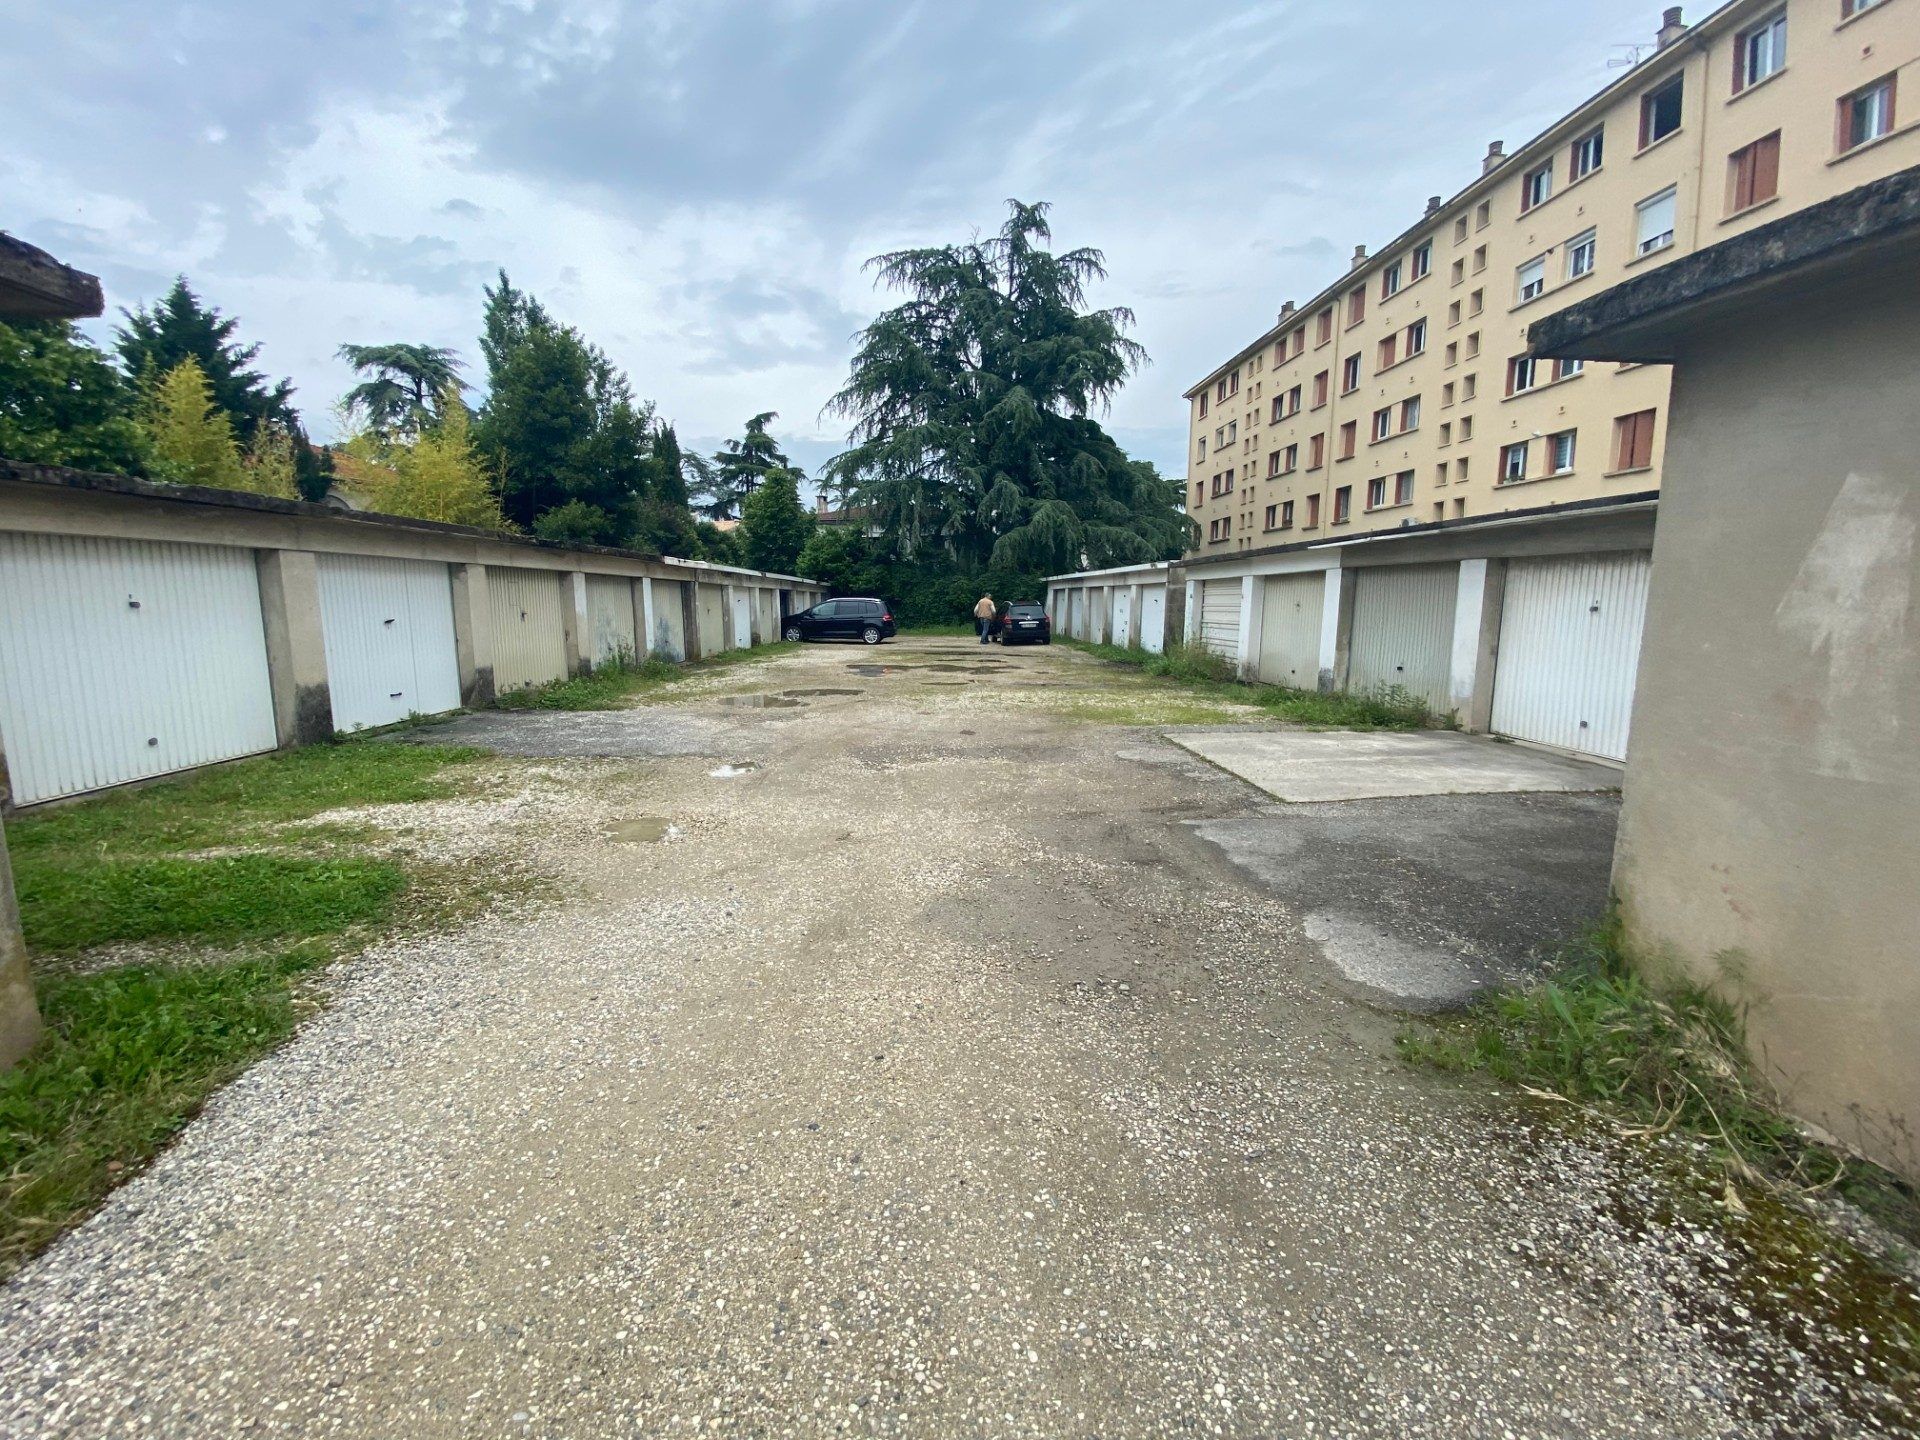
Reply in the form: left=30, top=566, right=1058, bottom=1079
left=493, top=644, right=801, bottom=711
left=1064, top=639, right=1441, bottom=729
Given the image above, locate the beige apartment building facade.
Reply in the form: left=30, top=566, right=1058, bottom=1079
left=1184, top=0, right=1920, bottom=558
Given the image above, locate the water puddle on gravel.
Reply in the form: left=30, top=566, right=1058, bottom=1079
left=708, top=762, right=760, bottom=779
left=607, top=817, right=679, bottom=844
left=848, top=664, right=913, bottom=677
left=718, top=694, right=804, bottom=709
left=781, top=688, right=864, bottom=698
left=925, top=663, right=1009, bottom=674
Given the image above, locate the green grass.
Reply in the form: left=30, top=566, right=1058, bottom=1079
left=493, top=644, right=802, bottom=711
left=1065, top=639, right=1442, bottom=729
left=1400, top=918, right=1920, bottom=1242
left=0, top=945, right=328, bottom=1276
left=0, top=740, right=503, bottom=1273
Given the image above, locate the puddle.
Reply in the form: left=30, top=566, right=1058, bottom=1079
left=848, top=664, right=913, bottom=677
left=924, top=680, right=972, bottom=687
left=607, top=817, right=679, bottom=844
left=708, top=762, right=760, bottom=779
left=718, top=694, right=804, bottom=709
left=781, top=688, right=864, bottom=698
left=925, top=663, right=1009, bottom=674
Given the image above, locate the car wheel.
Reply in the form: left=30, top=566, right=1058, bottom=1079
left=783, top=625, right=803, bottom=642
left=861, top=626, right=882, bottom=645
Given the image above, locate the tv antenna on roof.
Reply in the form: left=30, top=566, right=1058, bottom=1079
left=1608, top=43, right=1654, bottom=69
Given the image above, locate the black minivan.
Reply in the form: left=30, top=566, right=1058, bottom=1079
left=782, top=596, right=897, bottom=644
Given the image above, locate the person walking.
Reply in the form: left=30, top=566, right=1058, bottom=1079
left=973, top=593, right=996, bottom=644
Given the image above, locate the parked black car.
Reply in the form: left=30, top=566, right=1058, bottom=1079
left=782, top=596, right=897, bottom=644
left=995, top=601, right=1052, bottom=645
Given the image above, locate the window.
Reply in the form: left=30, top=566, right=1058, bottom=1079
left=1372, top=406, right=1392, bottom=442
left=1469, top=288, right=1484, bottom=316
left=1465, top=332, right=1481, bottom=358
left=1347, top=287, right=1366, bottom=326
left=1293, top=330, right=1307, bottom=359
left=1399, top=396, right=1421, bottom=431
left=1442, top=382, right=1455, bottom=407
left=1283, top=443, right=1298, bottom=471
left=1316, top=307, right=1334, bottom=345
left=1462, top=374, right=1478, bottom=401
left=1287, top=384, right=1302, bottom=415
left=1552, top=357, right=1585, bottom=381
left=1333, top=486, right=1352, bottom=524
left=1341, top=354, right=1361, bottom=393
left=1636, top=187, right=1677, bottom=255
left=1411, top=241, right=1432, bottom=281
left=1521, top=162, right=1553, bottom=212
left=1394, top=471, right=1414, bottom=506
left=1271, top=387, right=1300, bottom=423
left=1451, top=258, right=1466, bottom=286
left=1229, top=370, right=1240, bottom=395
left=1549, top=430, right=1577, bottom=474
left=1312, top=371, right=1329, bottom=407
left=1459, top=415, right=1474, bottom=440
left=1455, top=457, right=1469, bottom=481
left=1728, top=132, right=1781, bottom=213
left=1440, top=422, right=1452, bottom=446
left=1842, top=0, right=1885, bottom=14
left=1570, top=126, right=1604, bottom=181
left=1367, top=475, right=1388, bottom=509
left=1377, top=335, right=1398, bottom=369
left=1305, top=493, right=1321, bottom=527
left=1735, top=10, right=1787, bottom=93
left=1475, top=201, right=1491, bottom=230
left=1448, top=300, right=1461, bottom=326
left=1280, top=500, right=1294, bottom=528
left=1381, top=260, right=1403, bottom=298
left=1273, top=340, right=1287, bottom=366
left=1501, top=441, right=1530, bottom=482
left=1640, top=75, right=1684, bottom=148
left=1308, top=432, right=1326, bottom=468
left=1613, top=409, right=1657, bottom=470
left=1453, top=216, right=1469, bottom=243
left=1566, top=228, right=1597, bottom=279
left=1198, top=392, right=1208, bottom=418
left=1192, top=482, right=1204, bottom=508
left=1445, top=342, right=1459, bottom=367
left=1517, top=256, right=1546, bottom=302
left=1226, top=420, right=1237, bottom=444
left=1267, top=449, right=1284, bottom=478
left=1839, top=77, right=1897, bottom=151
left=1508, top=354, right=1539, bottom=394
left=1472, top=245, right=1487, bottom=273
left=1407, top=318, right=1427, bottom=356
left=1337, top=422, right=1356, bottom=460
left=1264, top=503, right=1280, bottom=530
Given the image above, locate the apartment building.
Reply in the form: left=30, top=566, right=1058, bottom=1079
left=1184, top=0, right=1920, bottom=557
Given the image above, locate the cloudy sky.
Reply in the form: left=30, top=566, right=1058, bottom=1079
left=7, top=0, right=1666, bottom=485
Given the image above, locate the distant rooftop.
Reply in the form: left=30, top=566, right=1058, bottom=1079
left=0, top=232, right=104, bottom=320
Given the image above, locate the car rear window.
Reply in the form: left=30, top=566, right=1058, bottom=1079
left=1009, top=604, right=1045, bottom=617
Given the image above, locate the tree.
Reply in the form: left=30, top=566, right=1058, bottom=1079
left=739, top=469, right=815, bottom=574
left=142, top=357, right=247, bottom=491
left=242, top=421, right=300, bottom=500
left=651, top=421, right=692, bottom=509
left=697, top=412, right=792, bottom=520
left=534, top=499, right=616, bottom=548
left=824, top=200, right=1188, bottom=575
left=796, top=526, right=886, bottom=596
left=116, top=276, right=328, bottom=500
left=0, top=320, right=145, bottom=473
left=694, top=521, right=744, bottom=565
left=337, top=343, right=464, bottom=438
left=343, top=388, right=507, bottom=529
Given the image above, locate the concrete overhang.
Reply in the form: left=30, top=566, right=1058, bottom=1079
left=0, top=233, right=104, bottom=320
left=1529, top=167, right=1920, bottom=365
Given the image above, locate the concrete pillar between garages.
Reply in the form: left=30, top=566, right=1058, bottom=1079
left=561, top=571, right=590, bottom=675
left=0, top=738, right=43, bottom=1070
left=1447, top=557, right=1507, bottom=732
left=1128, top=584, right=1146, bottom=650
left=635, top=577, right=656, bottom=660
left=1237, top=575, right=1262, bottom=680
left=451, top=563, right=495, bottom=707
left=1320, top=567, right=1356, bottom=694
left=256, top=549, right=333, bottom=747
left=1182, top=579, right=1201, bottom=645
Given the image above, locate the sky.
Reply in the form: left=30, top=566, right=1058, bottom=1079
left=5, top=0, right=1671, bottom=491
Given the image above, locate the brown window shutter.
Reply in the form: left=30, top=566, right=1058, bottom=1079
left=1755, top=132, right=1780, bottom=202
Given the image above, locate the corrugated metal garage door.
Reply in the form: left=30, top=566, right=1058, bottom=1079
left=1110, top=587, right=1132, bottom=648
left=0, top=533, right=278, bottom=805
left=585, top=574, right=636, bottom=666
left=1492, top=552, right=1651, bottom=762
left=1140, top=585, right=1166, bottom=654
left=487, top=566, right=567, bottom=693
left=317, top=554, right=461, bottom=732
left=1257, top=573, right=1324, bottom=689
left=1347, top=564, right=1458, bottom=713
left=697, top=583, right=726, bottom=655
left=1066, top=590, right=1083, bottom=639
left=649, top=579, right=687, bottom=659
left=1200, top=579, right=1242, bottom=660
left=755, top=590, right=777, bottom=645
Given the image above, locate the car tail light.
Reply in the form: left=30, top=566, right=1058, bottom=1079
left=882, top=611, right=892, bottom=622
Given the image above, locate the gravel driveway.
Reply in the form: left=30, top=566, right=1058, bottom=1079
left=1, top=637, right=1910, bottom=1438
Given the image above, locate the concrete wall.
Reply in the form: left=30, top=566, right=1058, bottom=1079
left=0, top=465, right=809, bottom=806
left=1611, top=262, right=1920, bottom=1181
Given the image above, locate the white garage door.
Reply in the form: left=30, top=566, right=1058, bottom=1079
left=649, top=579, right=687, bottom=660
left=585, top=574, right=637, bottom=666
left=487, top=566, right=568, bottom=692
left=1110, top=587, right=1132, bottom=649
left=1200, top=579, right=1242, bottom=660
left=0, top=532, right=278, bottom=804
left=317, top=555, right=461, bottom=732
left=1347, top=564, right=1458, bottom=714
left=1492, top=552, right=1651, bottom=762
left=697, top=583, right=726, bottom=655
left=1139, top=585, right=1167, bottom=654
left=1257, top=573, right=1325, bottom=689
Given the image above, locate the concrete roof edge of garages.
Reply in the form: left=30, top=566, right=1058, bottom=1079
left=1043, top=560, right=1173, bottom=584
left=0, top=457, right=812, bottom=585
left=1176, top=491, right=1659, bottom=577
left=0, top=232, right=104, bottom=320
left=1529, top=165, right=1920, bottom=364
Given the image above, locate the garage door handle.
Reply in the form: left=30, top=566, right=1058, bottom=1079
left=390, top=692, right=404, bottom=699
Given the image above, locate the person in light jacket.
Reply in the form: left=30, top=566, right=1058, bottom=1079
left=973, top=594, right=996, bottom=644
